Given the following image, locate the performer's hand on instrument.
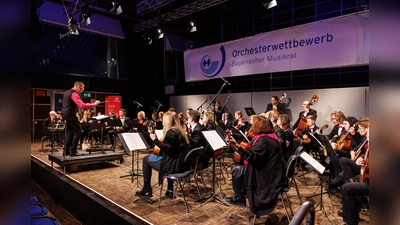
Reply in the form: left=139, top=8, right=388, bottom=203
left=225, top=135, right=237, bottom=146
left=331, top=142, right=337, bottom=150
left=356, top=157, right=364, bottom=166
left=149, top=132, right=157, bottom=141
left=350, top=151, right=355, bottom=160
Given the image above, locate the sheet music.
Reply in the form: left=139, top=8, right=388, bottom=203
left=121, top=133, right=148, bottom=151
left=93, top=115, right=109, bottom=120
left=202, top=130, right=227, bottom=151
left=155, top=129, right=163, bottom=139
left=299, top=151, right=325, bottom=174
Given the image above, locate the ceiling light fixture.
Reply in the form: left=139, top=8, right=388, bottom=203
left=157, top=29, right=164, bottom=39
left=262, top=0, right=277, bottom=9
left=80, top=4, right=91, bottom=25
left=110, top=2, right=122, bottom=15
left=189, top=21, right=197, bottom=33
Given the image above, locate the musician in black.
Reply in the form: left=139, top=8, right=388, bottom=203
left=331, top=118, right=369, bottom=187
left=233, top=110, right=250, bottom=134
left=43, top=111, right=62, bottom=145
left=225, top=115, right=286, bottom=216
left=326, top=110, right=346, bottom=140
left=187, top=110, right=213, bottom=168
left=61, top=81, right=100, bottom=156
left=214, top=100, right=223, bottom=121
left=265, top=95, right=286, bottom=114
left=329, top=116, right=363, bottom=177
left=292, top=100, right=317, bottom=131
left=277, top=114, right=294, bottom=162
left=218, top=112, right=232, bottom=131
left=107, top=109, right=131, bottom=149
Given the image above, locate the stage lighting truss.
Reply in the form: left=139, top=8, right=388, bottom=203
left=60, top=18, right=80, bottom=39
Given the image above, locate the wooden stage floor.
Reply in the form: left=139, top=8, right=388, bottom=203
left=31, top=140, right=369, bottom=225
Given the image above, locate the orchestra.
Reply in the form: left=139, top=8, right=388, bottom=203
left=38, top=88, right=370, bottom=224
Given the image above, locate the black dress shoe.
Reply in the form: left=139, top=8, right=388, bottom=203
left=330, top=176, right=344, bottom=188
left=165, top=191, right=174, bottom=198
left=226, top=197, right=246, bottom=206
left=135, top=187, right=152, bottom=198
left=70, top=152, right=83, bottom=156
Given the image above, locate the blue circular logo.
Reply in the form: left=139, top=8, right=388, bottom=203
left=200, top=46, right=226, bottom=78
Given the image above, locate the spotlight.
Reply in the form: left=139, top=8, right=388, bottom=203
left=157, top=29, right=164, bottom=39
left=80, top=4, right=91, bottom=25
left=189, top=21, right=197, bottom=33
left=110, top=2, right=122, bottom=14
left=262, top=0, right=277, bottom=9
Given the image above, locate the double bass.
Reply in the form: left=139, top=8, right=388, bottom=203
left=294, top=94, right=319, bottom=140
left=273, top=93, right=287, bottom=115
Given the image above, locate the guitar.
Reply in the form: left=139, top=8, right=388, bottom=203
left=147, top=121, right=161, bottom=155
left=335, top=122, right=358, bottom=150
left=359, top=146, right=369, bottom=182
left=225, top=129, right=250, bottom=164
left=294, top=94, right=319, bottom=139
left=302, top=124, right=329, bottom=144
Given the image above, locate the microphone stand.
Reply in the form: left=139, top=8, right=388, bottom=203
left=155, top=104, right=161, bottom=114
left=197, top=96, right=211, bottom=111
left=197, top=81, right=230, bottom=207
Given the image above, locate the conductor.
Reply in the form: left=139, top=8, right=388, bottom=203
left=61, top=81, right=101, bottom=156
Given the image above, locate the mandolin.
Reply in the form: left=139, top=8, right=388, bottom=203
left=302, top=124, right=328, bottom=144
left=294, top=94, right=319, bottom=140
left=147, top=121, right=162, bottom=155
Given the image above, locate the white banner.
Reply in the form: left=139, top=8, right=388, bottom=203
left=184, top=12, right=369, bottom=82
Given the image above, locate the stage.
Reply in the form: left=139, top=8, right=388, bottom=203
left=48, top=151, right=124, bottom=173
left=31, top=140, right=369, bottom=225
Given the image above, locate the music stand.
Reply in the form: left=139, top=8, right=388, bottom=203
left=244, top=107, right=257, bottom=117
left=300, top=148, right=334, bottom=224
left=118, top=132, right=150, bottom=185
left=86, top=115, right=111, bottom=154
left=197, top=130, right=229, bottom=207
left=317, top=134, right=338, bottom=157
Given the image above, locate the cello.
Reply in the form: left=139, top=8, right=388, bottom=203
left=294, top=94, right=319, bottom=139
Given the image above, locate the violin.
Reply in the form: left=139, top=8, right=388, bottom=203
left=294, top=94, right=319, bottom=140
